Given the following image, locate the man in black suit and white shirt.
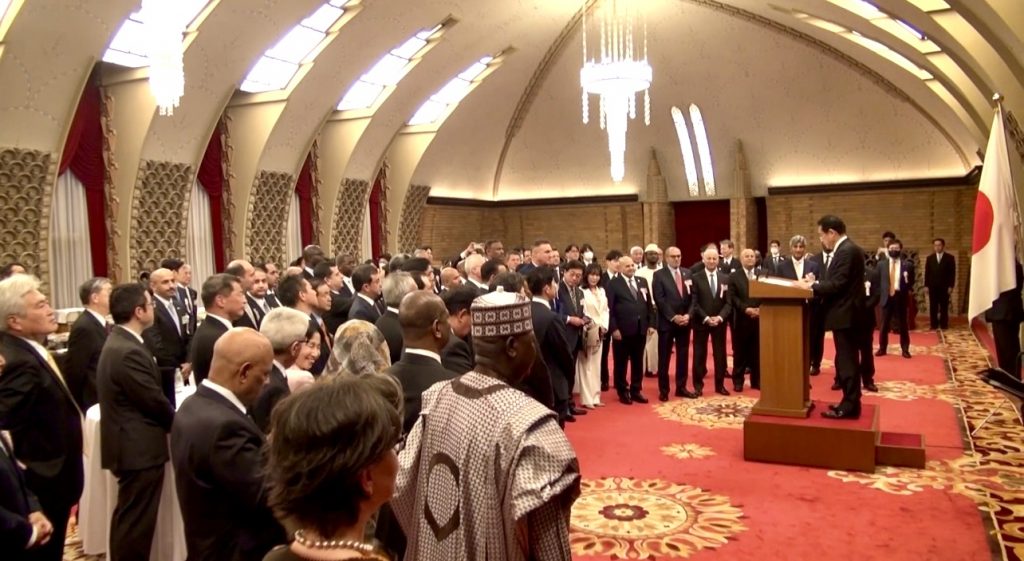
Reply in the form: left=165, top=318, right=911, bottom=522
left=690, top=247, right=733, bottom=396
left=0, top=352, right=54, bottom=559
left=144, top=268, right=192, bottom=399
left=599, top=250, right=623, bottom=391
left=172, top=328, right=284, bottom=561
left=65, top=277, right=111, bottom=410
left=189, top=274, right=246, bottom=384
left=377, top=272, right=417, bottom=365
left=607, top=256, right=655, bottom=404
left=386, top=291, right=459, bottom=433
left=162, top=258, right=198, bottom=336
left=777, top=235, right=824, bottom=375
left=652, top=247, right=696, bottom=400
left=924, top=237, right=956, bottom=330
left=259, top=261, right=282, bottom=309
left=798, top=215, right=866, bottom=419
left=877, top=239, right=914, bottom=358
left=515, top=239, right=553, bottom=275
left=527, top=267, right=578, bottom=423
left=98, top=283, right=175, bottom=561
left=765, top=239, right=785, bottom=275
left=728, top=249, right=762, bottom=392
left=348, top=263, right=384, bottom=323
left=440, top=285, right=476, bottom=375
left=0, top=275, right=82, bottom=561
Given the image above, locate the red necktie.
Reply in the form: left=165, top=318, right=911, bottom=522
left=674, top=269, right=683, bottom=295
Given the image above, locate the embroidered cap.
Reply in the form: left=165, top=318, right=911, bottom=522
left=471, top=287, right=532, bottom=338
left=644, top=243, right=661, bottom=253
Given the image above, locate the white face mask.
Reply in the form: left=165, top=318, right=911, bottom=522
left=770, top=247, right=779, bottom=256
left=583, top=251, right=594, bottom=261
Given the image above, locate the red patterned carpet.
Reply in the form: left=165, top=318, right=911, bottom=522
left=564, top=326, right=1019, bottom=560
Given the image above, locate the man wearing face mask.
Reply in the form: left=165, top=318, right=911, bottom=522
left=766, top=240, right=784, bottom=275
left=877, top=239, right=914, bottom=358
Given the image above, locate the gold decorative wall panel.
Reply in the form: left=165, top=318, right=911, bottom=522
left=0, top=148, right=55, bottom=292
left=246, top=170, right=293, bottom=265
left=398, top=184, right=432, bottom=253
left=332, top=178, right=370, bottom=261
left=219, top=114, right=236, bottom=260
left=309, top=140, right=322, bottom=246
left=100, top=87, right=122, bottom=283
left=130, top=160, right=192, bottom=278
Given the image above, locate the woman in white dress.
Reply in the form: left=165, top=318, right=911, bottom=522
left=576, top=263, right=609, bottom=408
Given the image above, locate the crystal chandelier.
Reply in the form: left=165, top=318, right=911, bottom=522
left=580, top=0, right=652, bottom=183
left=145, top=0, right=185, bottom=116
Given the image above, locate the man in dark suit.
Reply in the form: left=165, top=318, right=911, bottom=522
left=599, top=250, right=623, bottom=391
left=98, top=283, right=175, bottom=561
left=348, top=263, right=384, bottom=323
left=0, top=351, right=54, bottom=559
left=527, top=267, right=578, bottom=423
left=313, top=261, right=349, bottom=335
left=386, top=292, right=458, bottom=433
left=924, top=237, right=956, bottom=330
left=171, top=328, right=284, bottom=561
left=877, top=239, right=914, bottom=358
left=799, top=215, right=866, bottom=419
left=144, top=268, right=192, bottom=401
left=301, top=245, right=326, bottom=280
left=515, top=239, right=553, bottom=276
left=189, top=274, right=246, bottom=384
left=986, top=262, right=1024, bottom=379
left=256, top=261, right=281, bottom=309
left=607, top=256, right=655, bottom=404
left=377, top=272, right=417, bottom=364
left=277, top=274, right=332, bottom=376
left=253, top=307, right=316, bottom=432
left=161, top=258, right=198, bottom=336
left=777, top=236, right=824, bottom=375
left=765, top=239, right=785, bottom=275
left=234, top=267, right=272, bottom=332
left=557, top=261, right=589, bottom=416
left=690, top=247, right=733, bottom=396
left=718, top=239, right=740, bottom=275
left=0, top=275, right=82, bottom=561
left=652, top=246, right=696, bottom=400
left=729, top=249, right=762, bottom=392
left=858, top=261, right=882, bottom=392
left=65, top=277, right=111, bottom=410
left=440, top=285, right=477, bottom=375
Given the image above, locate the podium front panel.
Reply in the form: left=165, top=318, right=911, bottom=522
left=752, top=298, right=812, bottom=417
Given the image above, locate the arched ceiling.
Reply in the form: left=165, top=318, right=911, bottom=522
left=1, top=0, right=1022, bottom=206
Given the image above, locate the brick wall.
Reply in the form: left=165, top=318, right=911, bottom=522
left=766, top=184, right=976, bottom=314
left=419, top=201, right=645, bottom=262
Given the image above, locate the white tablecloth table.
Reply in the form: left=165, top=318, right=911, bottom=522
left=79, top=385, right=196, bottom=561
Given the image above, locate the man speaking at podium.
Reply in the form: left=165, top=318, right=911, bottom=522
left=798, top=215, right=865, bottom=419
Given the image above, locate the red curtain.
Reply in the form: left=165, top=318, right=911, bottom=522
left=673, top=199, right=730, bottom=265
left=295, top=153, right=314, bottom=247
left=197, top=128, right=226, bottom=271
left=368, top=169, right=384, bottom=260
left=59, top=80, right=108, bottom=276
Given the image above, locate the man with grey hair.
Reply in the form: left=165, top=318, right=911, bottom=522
left=0, top=275, right=82, bottom=561
left=464, top=253, right=488, bottom=294
left=376, top=272, right=417, bottom=364
left=66, top=276, right=112, bottom=409
left=252, top=307, right=316, bottom=432
left=778, top=235, right=823, bottom=375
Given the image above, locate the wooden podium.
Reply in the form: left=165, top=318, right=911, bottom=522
left=748, top=277, right=814, bottom=418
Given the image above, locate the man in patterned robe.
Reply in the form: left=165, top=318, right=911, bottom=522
left=392, top=288, right=581, bottom=560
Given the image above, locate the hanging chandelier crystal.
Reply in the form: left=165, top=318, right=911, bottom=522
left=580, top=0, right=652, bottom=183
left=145, top=0, right=185, bottom=116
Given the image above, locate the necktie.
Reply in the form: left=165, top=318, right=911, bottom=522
left=105, top=321, right=113, bottom=335
left=824, top=253, right=831, bottom=269
left=167, top=301, right=181, bottom=336
left=674, top=268, right=683, bottom=295
left=628, top=278, right=638, bottom=299
left=42, top=351, right=83, bottom=417
left=748, top=269, right=754, bottom=280
left=889, top=260, right=898, bottom=296
left=319, top=319, right=333, bottom=351
left=569, top=287, right=578, bottom=310
left=710, top=272, right=717, bottom=298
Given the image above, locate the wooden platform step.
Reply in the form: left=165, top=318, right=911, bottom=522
left=875, top=431, right=926, bottom=468
left=744, top=401, right=880, bottom=472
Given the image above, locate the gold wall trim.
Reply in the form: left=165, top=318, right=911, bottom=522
left=0, top=147, right=55, bottom=293
left=398, top=183, right=432, bottom=253
left=130, top=160, right=193, bottom=278
left=332, top=177, right=371, bottom=261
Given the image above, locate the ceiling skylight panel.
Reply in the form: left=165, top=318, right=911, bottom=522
left=302, top=4, right=344, bottom=32
left=335, top=23, right=444, bottom=111
left=689, top=104, right=716, bottom=196
left=670, top=107, right=700, bottom=197
left=458, top=61, right=490, bottom=81
left=102, top=1, right=209, bottom=67
left=337, top=81, right=385, bottom=110
left=266, top=25, right=325, bottom=63
left=362, top=54, right=410, bottom=84
left=240, top=57, right=298, bottom=92
left=391, top=36, right=428, bottom=59
left=407, top=99, right=448, bottom=126
left=432, top=79, right=472, bottom=104
left=107, top=18, right=148, bottom=57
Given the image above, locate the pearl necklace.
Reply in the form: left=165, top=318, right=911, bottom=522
left=293, top=529, right=376, bottom=554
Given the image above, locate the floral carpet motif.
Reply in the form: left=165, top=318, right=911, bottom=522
left=661, top=443, right=716, bottom=460
left=828, top=328, right=1024, bottom=561
left=654, top=396, right=756, bottom=430
left=570, top=477, right=746, bottom=559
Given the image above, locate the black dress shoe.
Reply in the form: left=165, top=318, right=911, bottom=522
left=750, top=383, right=760, bottom=390
left=571, top=407, right=588, bottom=416
left=827, top=403, right=839, bottom=411
left=733, top=383, right=744, bottom=392
left=715, top=387, right=730, bottom=396
left=874, top=350, right=887, bottom=357
left=864, top=382, right=879, bottom=392
left=809, top=366, right=821, bottom=376
left=822, top=408, right=860, bottom=420
left=601, top=382, right=609, bottom=392
left=659, top=391, right=669, bottom=402
left=563, top=414, right=577, bottom=423
left=618, top=393, right=633, bottom=405
left=631, top=393, right=650, bottom=404
left=902, top=350, right=912, bottom=358
left=694, top=387, right=704, bottom=397
left=830, top=382, right=841, bottom=390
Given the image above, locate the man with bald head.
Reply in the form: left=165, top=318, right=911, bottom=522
left=143, top=268, right=191, bottom=400
left=171, top=328, right=284, bottom=561
left=691, top=246, right=732, bottom=396
left=225, top=260, right=261, bottom=329
left=385, top=291, right=458, bottom=433
left=440, top=267, right=463, bottom=292
left=607, top=255, right=655, bottom=404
